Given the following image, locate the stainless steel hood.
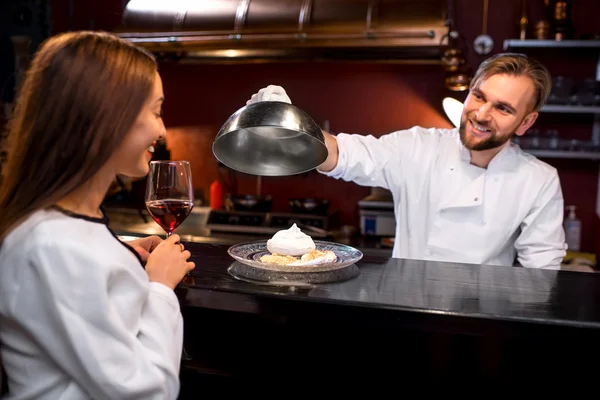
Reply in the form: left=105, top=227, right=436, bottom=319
left=115, top=0, right=450, bottom=63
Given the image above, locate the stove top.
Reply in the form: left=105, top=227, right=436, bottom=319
left=206, top=209, right=337, bottom=237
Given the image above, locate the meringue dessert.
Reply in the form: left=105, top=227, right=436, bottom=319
left=260, top=224, right=337, bottom=267
left=266, top=223, right=315, bottom=256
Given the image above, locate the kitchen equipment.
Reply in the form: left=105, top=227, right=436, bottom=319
left=289, top=197, right=330, bottom=215
left=358, top=191, right=395, bottom=236
left=225, top=194, right=272, bottom=212
left=117, top=0, right=449, bottom=63
left=212, top=101, right=328, bottom=176
left=360, top=209, right=395, bottom=236
left=440, top=0, right=471, bottom=91
left=206, top=209, right=337, bottom=238
left=473, top=0, right=493, bottom=55
left=519, top=0, right=528, bottom=40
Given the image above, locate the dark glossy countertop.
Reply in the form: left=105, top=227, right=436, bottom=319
left=176, top=241, right=600, bottom=334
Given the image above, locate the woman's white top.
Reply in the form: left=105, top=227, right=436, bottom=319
left=0, top=208, right=183, bottom=399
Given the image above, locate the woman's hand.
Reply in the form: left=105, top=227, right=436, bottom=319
left=127, top=235, right=162, bottom=262
left=145, top=234, right=195, bottom=290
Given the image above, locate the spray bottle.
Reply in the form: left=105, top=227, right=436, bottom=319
left=563, top=205, right=581, bottom=252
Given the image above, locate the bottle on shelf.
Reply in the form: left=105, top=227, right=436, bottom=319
left=550, top=0, right=575, bottom=41
left=209, top=180, right=223, bottom=210
left=564, top=205, right=581, bottom=252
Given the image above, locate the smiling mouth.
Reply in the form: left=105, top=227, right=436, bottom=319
left=469, top=119, right=491, bottom=135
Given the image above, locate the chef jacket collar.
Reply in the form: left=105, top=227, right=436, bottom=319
left=458, top=136, right=518, bottom=172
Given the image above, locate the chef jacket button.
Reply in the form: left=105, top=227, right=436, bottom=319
left=450, top=167, right=454, bottom=171
left=474, top=197, right=479, bottom=201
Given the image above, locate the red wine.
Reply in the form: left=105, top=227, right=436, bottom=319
left=146, top=199, right=193, bottom=234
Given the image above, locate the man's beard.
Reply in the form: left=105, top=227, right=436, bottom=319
left=458, top=115, right=515, bottom=151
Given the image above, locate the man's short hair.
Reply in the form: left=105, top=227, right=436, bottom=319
left=470, top=52, right=552, bottom=112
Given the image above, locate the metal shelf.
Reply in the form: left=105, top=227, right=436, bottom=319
left=525, top=150, right=600, bottom=160
left=503, top=38, right=600, bottom=217
left=504, top=39, right=600, bottom=50
left=503, top=39, right=600, bottom=146
left=541, top=105, right=600, bottom=114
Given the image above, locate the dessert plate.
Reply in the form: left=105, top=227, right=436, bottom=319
left=227, top=260, right=360, bottom=285
left=227, top=240, right=363, bottom=273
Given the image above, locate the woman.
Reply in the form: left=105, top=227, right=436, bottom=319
left=0, top=31, right=194, bottom=399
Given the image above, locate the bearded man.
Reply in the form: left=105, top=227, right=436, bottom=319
left=247, top=53, right=567, bottom=269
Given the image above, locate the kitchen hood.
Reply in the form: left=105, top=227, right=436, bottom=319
left=115, top=0, right=450, bottom=63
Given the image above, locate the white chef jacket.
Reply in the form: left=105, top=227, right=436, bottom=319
left=0, top=208, right=183, bottom=399
left=321, top=126, right=567, bottom=269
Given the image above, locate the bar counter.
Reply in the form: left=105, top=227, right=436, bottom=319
left=178, top=242, right=599, bottom=329
left=173, top=241, right=600, bottom=389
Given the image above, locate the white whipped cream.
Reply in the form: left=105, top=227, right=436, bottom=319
left=266, top=223, right=315, bottom=256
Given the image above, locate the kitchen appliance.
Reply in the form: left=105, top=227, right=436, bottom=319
left=116, top=0, right=449, bottom=63
left=206, top=209, right=337, bottom=238
left=212, top=101, right=328, bottom=176
left=225, top=194, right=273, bottom=212
left=289, top=197, right=329, bottom=214
left=358, top=190, right=395, bottom=236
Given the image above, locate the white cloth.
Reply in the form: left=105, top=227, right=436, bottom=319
left=0, top=208, right=183, bottom=399
left=321, top=126, right=567, bottom=269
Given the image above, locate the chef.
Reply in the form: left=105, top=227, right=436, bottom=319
left=246, top=52, right=567, bottom=269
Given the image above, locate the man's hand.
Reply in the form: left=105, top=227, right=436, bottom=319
left=246, top=85, right=292, bottom=105
left=126, top=235, right=163, bottom=262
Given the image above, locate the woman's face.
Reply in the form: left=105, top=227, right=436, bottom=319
left=114, top=71, right=166, bottom=178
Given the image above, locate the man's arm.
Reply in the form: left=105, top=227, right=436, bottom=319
left=244, top=85, right=434, bottom=189
left=316, top=131, right=339, bottom=172
left=514, top=172, right=568, bottom=269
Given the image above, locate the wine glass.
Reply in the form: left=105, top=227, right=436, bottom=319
left=145, top=160, right=194, bottom=237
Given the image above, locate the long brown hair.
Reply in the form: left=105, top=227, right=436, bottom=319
left=0, top=31, right=157, bottom=241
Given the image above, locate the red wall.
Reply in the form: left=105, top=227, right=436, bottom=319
left=49, top=0, right=600, bottom=252
left=158, top=61, right=452, bottom=224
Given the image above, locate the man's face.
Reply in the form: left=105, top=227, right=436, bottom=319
left=459, top=73, right=538, bottom=151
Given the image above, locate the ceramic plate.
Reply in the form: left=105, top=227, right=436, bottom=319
left=227, top=240, right=363, bottom=273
